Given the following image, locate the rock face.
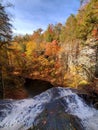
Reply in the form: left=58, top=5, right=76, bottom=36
left=24, top=78, right=54, bottom=97
left=77, top=43, right=96, bottom=80
left=60, top=39, right=98, bottom=85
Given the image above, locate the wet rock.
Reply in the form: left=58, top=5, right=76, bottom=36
left=0, top=87, right=98, bottom=130
left=94, top=102, right=98, bottom=109
left=29, top=96, right=84, bottom=130
left=77, top=84, right=98, bottom=109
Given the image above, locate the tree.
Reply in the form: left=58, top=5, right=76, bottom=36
left=59, top=15, right=77, bottom=44
left=53, top=23, right=62, bottom=41
left=76, top=0, right=98, bottom=40
left=0, top=2, right=12, bottom=47
left=44, top=24, right=54, bottom=42
left=0, top=1, right=12, bottom=99
left=80, top=0, right=90, bottom=6
left=45, top=40, right=60, bottom=57
left=65, top=14, right=77, bottom=41
left=31, top=28, right=43, bottom=49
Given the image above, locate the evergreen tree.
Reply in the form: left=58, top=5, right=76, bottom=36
left=0, top=1, right=12, bottom=99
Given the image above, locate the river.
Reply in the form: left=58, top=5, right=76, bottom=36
left=0, top=87, right=98, bottom=130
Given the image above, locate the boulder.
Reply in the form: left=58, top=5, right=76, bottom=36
left=29, top=98, right=84, bottom=130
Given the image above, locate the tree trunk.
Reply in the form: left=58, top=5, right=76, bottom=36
left=0, top=64, right=4, bottom=99
left=95, top=44, right=98, bottom=78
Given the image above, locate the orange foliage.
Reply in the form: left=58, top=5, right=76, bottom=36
left=92, top=27, right=98, bottom=38
left=45, top=40, right=60, bottom=56
left=55, top=60, right=61, bottom=69
left=21, top=53, right=26, bottom=57
left=48, top=24, right=54, bottom=34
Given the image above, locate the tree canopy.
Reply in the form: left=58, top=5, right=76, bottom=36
left=0, top=1, right=12, bottom=47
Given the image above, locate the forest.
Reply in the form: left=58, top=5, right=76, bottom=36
left=0, top=0, right=98, bottom=99
left=0, top=0, right=98, bottom=130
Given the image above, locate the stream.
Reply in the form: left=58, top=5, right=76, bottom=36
left=0, top=87, right=98, bottom=130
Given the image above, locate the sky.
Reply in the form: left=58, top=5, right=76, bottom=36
left=5, top=0, right=80, bottom=35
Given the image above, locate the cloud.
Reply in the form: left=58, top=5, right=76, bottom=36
left=8, top=0, right=80, bottom=34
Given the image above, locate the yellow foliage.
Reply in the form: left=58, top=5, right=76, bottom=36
left=64, top=72, right=83, bottom=88
left=11, top=42, right=22, bottom=51
left=39, top=42, right=45, bottom=50
left=79, top=80, right=89, bottom=85
left=71, top=74, right=83, bottom=88
left=50, top=60, right=55, bottom=65
left=26, top=41, right=37, bottom=56
left=70, top=65, right=83, bottom=75
left=38, top=56, right=49, bottom=66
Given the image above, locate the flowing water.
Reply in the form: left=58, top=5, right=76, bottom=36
left=0, top=87, right=98, bottom=130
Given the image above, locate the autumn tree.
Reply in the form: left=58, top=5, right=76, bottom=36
left=76, top=0, right=98, bottom=40
left=59, top=15, right=77, bottom=44
left=0, top=1, right=12, bottom=99
left=45, top=40, right=60, bottom=58
left=53, top=23, right=62, bottom=42
left=44, top=24, right=55, bottom=42
left=31, top=28, right=43, bottom=46
left=65, top=14, right=77, bottom=42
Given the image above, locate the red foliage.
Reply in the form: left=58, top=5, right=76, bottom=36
left=21, top=53, right=26, bottom=57
left=48, top=24, right=54, bottom=34
left=92, top=28, right=98, bottom=38
left=55, top=60, right=61, bottom=69
left=45, top=40, right=60, bottom=56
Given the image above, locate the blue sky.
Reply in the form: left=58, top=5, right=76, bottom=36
left=6, top=0, right=80, bottom=35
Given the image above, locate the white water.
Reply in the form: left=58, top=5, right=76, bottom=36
left=0, top=87, right=98, bottom=130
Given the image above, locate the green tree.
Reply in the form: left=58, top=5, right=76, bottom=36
left=76, top=0, right=98, bottom=40
left=44, top=24, right=55, bottom=42
left=53, top=23, right=62, bottom=41
left=60, top=14, right=77, bottom=43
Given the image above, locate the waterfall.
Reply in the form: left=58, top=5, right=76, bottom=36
left=0, top=87, right=98, bottom=130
